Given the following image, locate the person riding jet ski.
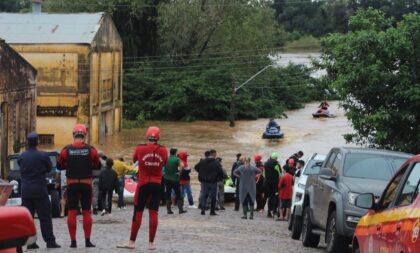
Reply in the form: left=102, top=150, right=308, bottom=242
left=266, top=118, right=280, bottom=130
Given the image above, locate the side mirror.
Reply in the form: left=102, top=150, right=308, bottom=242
left=355, top=193, right=375, bottom=209
left=319, top=168, right=335, bottom=180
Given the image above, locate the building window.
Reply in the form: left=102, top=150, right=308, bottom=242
left=39, top=134, right=54, bottom=145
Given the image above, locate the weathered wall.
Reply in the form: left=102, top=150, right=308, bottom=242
left=0, top=42, right=37, bottom=178
left=11, top=44, right=91, bottom=145
left=89, top=14, right=123, bottom=144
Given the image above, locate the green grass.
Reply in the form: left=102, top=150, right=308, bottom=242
left=284, top=36, right=321, bottom=49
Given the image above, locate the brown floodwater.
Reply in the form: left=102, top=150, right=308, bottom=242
left=94, top=101, right=354, bottom=169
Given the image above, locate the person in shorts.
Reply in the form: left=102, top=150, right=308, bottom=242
left=278, top=167, right=293, bottom=221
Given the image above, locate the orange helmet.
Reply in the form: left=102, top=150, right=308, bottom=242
left=146, top=126, right=160, bottom=142
left=254, top=154, right=262, bottom=162
left=73, top=124, right=87, bottom=137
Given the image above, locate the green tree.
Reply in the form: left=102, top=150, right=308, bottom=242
left=319, top=8, right=420, bottom=153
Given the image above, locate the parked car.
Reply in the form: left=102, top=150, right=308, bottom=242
left=288, top=153, right=326, bottom=240
left=0, top=181, right=37, bottom=253
left=301, top=147, right=411, bottom=253
left=352, top=155, right=420, bottom=253
left=6, top=151, right=61, bottom=218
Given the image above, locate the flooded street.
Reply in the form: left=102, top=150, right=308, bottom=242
left=97, top=101, right=354, bottom=169
left=38, top=101, right=354, bottom=253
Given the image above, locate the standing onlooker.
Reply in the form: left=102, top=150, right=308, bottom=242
left=263, top=153, right=281, bottom=218
left=94, top=151, right=107, bottom=212
left=289, top=151, right=304, bottom=164
left=179, top=151, right=196, bottom=208
left=56, top=166, right=67, bottom=218
left=197, top=149, right=223, bottom=216
left=195, top=150, right=210, bottom=209
left=294, top=160, right=305, bottom=177
left=164, top=148, right=186, bottom=214
left=233, top=157, right=261, bottom=220
left=216, top=157, right=227, bottom=211
left=112, top=157, right=131, bottom=210
left=231, top=153, right=242, bottom=211
left=58, top=124, right=100, bottom=248
left=99, top=158, right=118, bottom=216
left=283, top=159, right=296, bottom=176
left=117, top=126, right=168, bottom=250
left=278, top=167, right=294, bottom=221
left=254, top=154, right=266, bottom=212
left=19, top=132, right=61, bottom=249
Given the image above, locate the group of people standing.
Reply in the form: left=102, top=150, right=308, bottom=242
left=231, top=151, right=305, bottom=220
left=17, top=123, right=307, bottom=251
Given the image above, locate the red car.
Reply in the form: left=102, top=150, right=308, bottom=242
left=0, top=182, right=37, bottom=253
left=352, top=155, right=420, bottom=253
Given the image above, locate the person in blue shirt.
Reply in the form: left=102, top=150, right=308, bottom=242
left=19, top=132, right=61, bottom=249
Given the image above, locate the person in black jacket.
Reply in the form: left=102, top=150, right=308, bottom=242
left=99, top=158, right=118, bottom=216
left=264, top=153, right=281, bottom=218
left=197, top=149, right=223, bottom=216
left=19, top=132, right=61, bottom=249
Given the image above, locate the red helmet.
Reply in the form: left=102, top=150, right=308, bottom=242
left=146, top=126, right=160, bottom=142
left=73, top=124, right=87, bottom=137
left=288, top=158, right=295, bottom=165
left=254, top=154, right=262, bottom=162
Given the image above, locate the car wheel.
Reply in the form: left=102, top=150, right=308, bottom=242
left=50, top=189, right=60, bottom=218
left=326, top=210, right=349, bottom=253
left=301, top=207, right=320, bottom=247
left=288, top=211, right=294, bottom=231
left=291, top=212, right=303, bottom=240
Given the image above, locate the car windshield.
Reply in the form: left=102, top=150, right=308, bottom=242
left=304, top=160, right=324, bottom=175
left=343, top=153, right=408, bottom=181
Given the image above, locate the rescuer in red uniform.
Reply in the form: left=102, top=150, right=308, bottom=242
left=58, top=124, right=100, bottom=248
left=117, top=126, right=168, bottom=250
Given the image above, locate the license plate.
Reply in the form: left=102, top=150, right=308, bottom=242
left=6, top=198, right=22, bottom=206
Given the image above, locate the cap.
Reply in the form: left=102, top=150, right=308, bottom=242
left=27, top=132, right=38, bottom=141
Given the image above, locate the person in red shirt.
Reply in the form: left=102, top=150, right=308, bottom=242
left=57, top=124, right=100, bottom=248
left=278, top=166, right=294, bottom=221
left=117, top=126, right=168, bottom=251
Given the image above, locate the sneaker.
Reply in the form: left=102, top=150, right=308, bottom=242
left=46, top=241, right=61, bottom=248
left=188, top=205, right=197, bottom=209
left=201, top=210, right=205, bottom=215
left=210, top=212, right=218, bottom=216
left=27, top=243, right=39, bottom=249
left=220, top=207, right=226, bottom=211
left=101, top=210, right=107, bottom=216
left=122, top=206, right=127, bottom=210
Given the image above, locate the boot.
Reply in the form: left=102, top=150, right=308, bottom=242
left=249, top=206, right=254, bottom=220
left=166, top=200, right=174, bottom=214
left=241, top=206, right=248, bottom=219
left=178, top=199, right=187, bottom=214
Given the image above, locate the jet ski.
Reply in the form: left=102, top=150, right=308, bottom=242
left=262, top=126, right=284, bottom=139
left=312, top=109, right=336, bottom=118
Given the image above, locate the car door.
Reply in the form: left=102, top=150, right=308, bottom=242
left=313, top=151, right=337, bottom=226
left=361, top=165, right=409, bottom=252
left=319, top=152, right=341, bottom=227
left=392, top=162, right=420, bottom=252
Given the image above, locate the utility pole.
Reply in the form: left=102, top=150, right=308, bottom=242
left=229, top=64, right=274, bottom=127
left=229, top=79, right=236, bottom=127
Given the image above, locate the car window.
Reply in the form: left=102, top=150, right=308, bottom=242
left=331, top=153, right=341, bottom=176
left=343, top=153, right=393, bottom=181
left=381, top=165, right=408, bottom=209
left=304, top=160, right=324, bottom=175
left=9, top=159, right=20, bottom=171
left=395, top=163, right=420, bottom=207
left=325, top=152, right=337, bottom=169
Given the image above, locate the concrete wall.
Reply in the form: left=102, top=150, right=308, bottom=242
left=0, top=42, right=37, bottom=178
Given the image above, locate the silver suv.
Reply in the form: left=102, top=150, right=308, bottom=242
left=301, top=147, right=411, bottom=253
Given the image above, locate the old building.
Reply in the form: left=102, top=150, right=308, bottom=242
left=0, top=2, right=123, bottom=146
left=0, top=40, right=37, bottom=178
